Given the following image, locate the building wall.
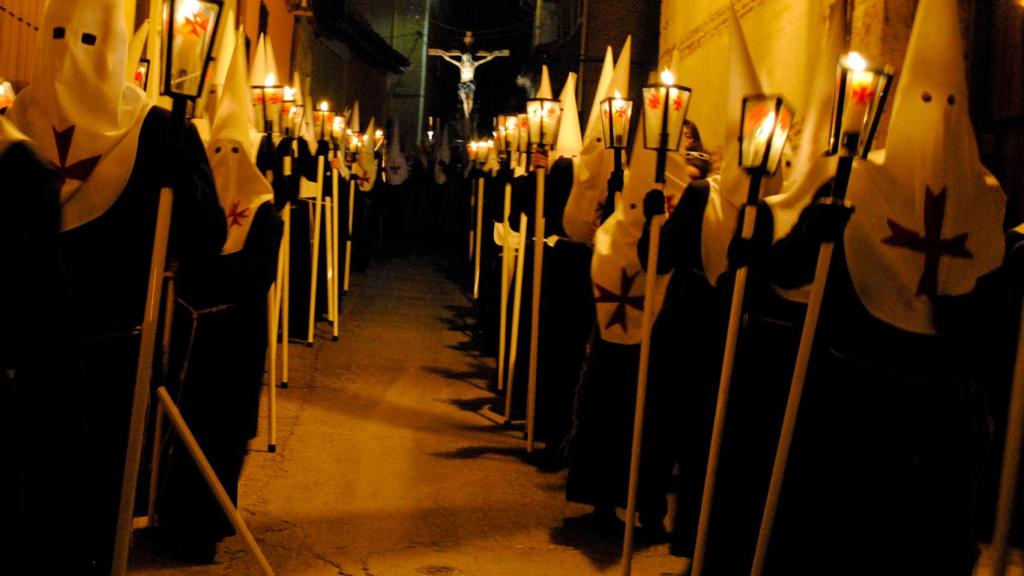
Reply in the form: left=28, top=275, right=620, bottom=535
left=658, top=0, right=1023, bottom=226
left=577, top=0, right=661, bottom=128
left=239, top=0, right=295, bottom=79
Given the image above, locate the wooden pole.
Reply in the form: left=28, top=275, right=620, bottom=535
left=505, top=213, right=529, bottom=422
left=750, top=154, right=854, bottom=576
left=112, top=187, right=173, bottom=576
left=497, top=181, right=513, bottom=391
left=331, top=165, right=340, bottom=340
left=526, top=164, right=546, bottom=452
left=324, top=194, right=335, bottom=335
left=281, top=156, right=292, bottom=387
left=473, top=175, right=485, bottom=300
left=306, top=156, right=325, bottom=345
left=155, top=387, right=275, bottom=575
left=621, top=213, right=665, bottom=575
left=265, top=171, right=279, bottom=452
left=691, top=197, right=760, bottom=576
left=146, top=272, right=176, bottom=526
left=344, top=177, right=355, bottom=292
left=991, top=307, right=1024, bottom=576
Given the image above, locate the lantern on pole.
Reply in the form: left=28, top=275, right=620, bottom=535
left=526, top=96, right=561, bottom=155
left=749, top=54, right=893, bottom=576
left=282, top=85, right=305, bottom=137
left=134, top=59, right=152, bottom=91
left=829, top=51, right=894, bottom=158
left=739, top=94, right=792, bottom=176
left=252, top=72, right=284, bottom=135
left=313, top=100, right=335, bottom=142
left=642, top=69, right=691, bottom=184
left=162, top=0, right=224, bottom=101
left=600, top=89, right=634, bottom=175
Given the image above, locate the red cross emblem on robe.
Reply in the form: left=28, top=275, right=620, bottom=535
left=881, top=186, right=973, bottom=297
left=52, top=125, right=102, bottom=191
left=594, top=269, right=644, bottom=332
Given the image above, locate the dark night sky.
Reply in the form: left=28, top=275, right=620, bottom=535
left=425, top=0, right=537, bottom=136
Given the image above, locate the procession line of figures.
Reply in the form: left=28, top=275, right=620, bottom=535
left=0, top=0, right=418, bottom=572
left=456, top=2, right=1024, bottom=575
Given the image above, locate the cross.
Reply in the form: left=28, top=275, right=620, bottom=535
left=594, top=269, right=644, bottom=333
left=226, top=200, right=250, bottom=228
left=429, top=40, right=510, bottom=119
left=52, top=125, right=102, bottom=191
left=881, top=186, right=973, bottom=297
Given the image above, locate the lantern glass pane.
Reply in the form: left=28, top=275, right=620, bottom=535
left=543, top=100, right=561, bottom=146
left=642, top=86, right=667, bottom=151
left=603, top=97, right=632, bottom=149
left=665, top=86, right=692, bottom=152
left=134, top=60, right=150, bottom=91
left=165, top=0, right=221, bottom=98
left=312, top=110, right=335, bottom=140
left=505, top=116, right=519, bottom=152
left=765, top=104, right=793, bottom=174
left=526, top=100, right=543, bottom=144
left=517, top=113, right=529, bottom=153
left=740, top=95, right=780, bottom=170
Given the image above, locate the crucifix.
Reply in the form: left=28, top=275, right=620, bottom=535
left=429, top=32, right=510, bottom=119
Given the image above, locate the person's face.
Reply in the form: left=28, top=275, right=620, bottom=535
left=683, top=125, right=694, bottom=150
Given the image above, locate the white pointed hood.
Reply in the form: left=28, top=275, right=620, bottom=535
left=563, top=44, right=616, bottom=242
left=9, top=0, right=151, bottom=231
left=843, top=0, right=1005, bottom=334
left=765, top=0, right=848, bottom=243
left=386, top=121, right=409, bottom=185
left=209, top=37, right=273, bottom=255
left=354, top=117, right=378, bottom=192
left=699, top=7, right=764, bottom=287
left=537, top=66, right=553, bottom=99
left=554, top=72, right=582, bottom=160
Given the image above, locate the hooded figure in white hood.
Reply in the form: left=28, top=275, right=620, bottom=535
left=6, top=2, right=225, bottom=571
left=157, top=35, right=282, bottom=564
left=762, top=1, right=1004, bottom=572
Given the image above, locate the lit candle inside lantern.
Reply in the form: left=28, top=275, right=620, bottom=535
left=282, top=85, right=296, bottom=124
left=468, top=141, right=479, bottom=162
left=610, top=90, right=630, bottom=148
left=751, top=109, right=776, bottom=166
left=0, top=82, right=12, bottom=109
left=841, top=52, right=876, bottom=135
left=169, top=0, right=218, bottom=96
left=263, top=73, right=284, bottom=134
left=374, top=128, right=385, bottom=151
left=313, top=100, right=332, bottom=140
left=332, top=116, right=345, bottom=142
left=505, top=115, right=519, bottom=153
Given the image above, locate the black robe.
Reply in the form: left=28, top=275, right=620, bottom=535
left=58, top=108, right=225, bottom=573
left=158, top=201, right=282, bottom=552
left=1, top=140, right=95, bottom=573
left=761, top=203, right=984, bottom=575
left=647, top=190, right=804, bottom=573
left=502, top=160, right=593, bottom=464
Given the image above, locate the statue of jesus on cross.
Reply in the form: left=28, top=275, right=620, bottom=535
left=429, top=33, right=509, bottom=119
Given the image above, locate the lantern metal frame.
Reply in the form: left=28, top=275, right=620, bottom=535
left=642, top=77, right=692, bottom=184
left=312, top=102, right=335, bottom=142
left=828, top=52, right=894, bottom=158
left=525, top=97, right=561, bottom=150
left=252, top=82, right=284, bottom=135
left=739, top=94, right=792, bottom=176
left=161, top=0, right=224, bottom=100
